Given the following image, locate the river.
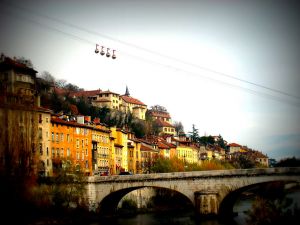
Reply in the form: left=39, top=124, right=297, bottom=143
left=88, top=190, right=300, bottom=225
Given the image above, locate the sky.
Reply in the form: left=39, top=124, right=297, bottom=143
left=0, top=0, right=299, bottom=160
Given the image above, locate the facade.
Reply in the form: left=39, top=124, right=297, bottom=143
left=155, top=119, right=176, bottom=136
left=228, top=143, right=244, bottom=154
left=37, top=110, right=52, bottom=176
left=50, top=116, right=105, bottom=176
left=149, top=110, right=172, bottom=123
left=110, top=127, right=129, bottom=174
left=91, top=124, right=111, bottom=175
left=0, top=54, right=52, bottom=177
left=89, top=88, right=147, bottom=120
left=140, top=142, right=159, bottom=173
left=127, top=132, right=142, bottom=174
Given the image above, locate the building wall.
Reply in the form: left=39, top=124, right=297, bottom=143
left=38, top=111, right=52, bottom=176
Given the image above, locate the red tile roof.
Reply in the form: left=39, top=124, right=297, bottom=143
left=0, top=56, right=37, bottom=74
left=101, top=90, right=119, bottom=95
left=228, top=143, right=242, bottom=147
left=51, top=117, right=110, bottom=133
left=121, top=95, right=146, bottom=106
left=70, top=89, right=102, bottom=98
left=155, top=119, right=174, bottom=128
left=158, top=142, right=170, bottom=149
left=140, top=144, right=158, bottom=152
left=149, top=111, right=171, bottom=118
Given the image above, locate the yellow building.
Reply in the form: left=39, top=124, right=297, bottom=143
left=0, top=54, right=52, bottom=177
left=91, top=124, right=111, bottom=175
left=155, top=119, right=176, bottom=136
left=110, top=127, right=129, bottom=174
left=37, top=110, right=52, bottom=177
left=90, top=90, right=121, bottom=110
left=127, top=132, right=142, bottom=174
left=173, top=136, right=198, bottom=164
left=90, top=87, right=147, bottom=120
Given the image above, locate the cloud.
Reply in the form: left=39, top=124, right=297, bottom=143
left=264, top=134, right=300, bottom=160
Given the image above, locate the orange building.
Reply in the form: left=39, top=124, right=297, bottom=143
left=50, top=116, right=95, bottom=176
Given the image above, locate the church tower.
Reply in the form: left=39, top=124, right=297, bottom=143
left=125, top=85, right=130, bottom=96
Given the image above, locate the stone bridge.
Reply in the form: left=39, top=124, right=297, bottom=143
left=86, top=167, right=300, bottom=218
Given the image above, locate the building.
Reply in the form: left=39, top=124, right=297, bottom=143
left=110, top=127, right=129, bottom=174
left=91, top=123, right=111, bottom=175
left=90, top=87, right=147, bottom=120
left=140, top=141, right=159, bottom=174
left=0, top=54, right=52, bottom=176
left=127, top=132, right=142, bottom=174
left=155, top=119, right=176, bottom=136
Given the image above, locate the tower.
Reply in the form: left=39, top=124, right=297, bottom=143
left=125, top=85, right=130, bottom=96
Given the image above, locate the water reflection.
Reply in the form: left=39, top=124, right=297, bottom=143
left=90, top=190, right=300, bottom=225
left=91, top=212, right=222, bottom=225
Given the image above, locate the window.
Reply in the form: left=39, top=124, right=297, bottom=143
left=52, top=148, right=55, bottom=158
left=67, top=134, right=70, bottom=142
left=85, top=149, right=88, bottom=156
left=56, top=133, right=59, bottom=142
left=38, top=128, right=42, bottom=140
left=39, top=143, right=43, bottom=155
left=46, top=117, right=49, bottom=123
left=56, top=148, right=59, bottom=157
left=76, top=139, right=79, bottom=148
left=60, top=133, right=64, bottom=142
left=67, top=148, right=70, bottom=157
left=61, top=148, right=64, bottom=157
left=39, top=114, right=42, bottom=123
left=51, top=132, right=54, bottom=142
left=46, top=147, right=49, bottom=156
left=85, top=160, right=88, bottom=168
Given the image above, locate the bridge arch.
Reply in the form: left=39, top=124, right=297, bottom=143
left=97, top=186, right=194, bottom=216
left=218, top=179, right=300, bottom=219
left=87, top=168, right=300, bottom=218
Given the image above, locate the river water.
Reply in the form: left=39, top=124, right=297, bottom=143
left=88, top=190, right=300, bottom=225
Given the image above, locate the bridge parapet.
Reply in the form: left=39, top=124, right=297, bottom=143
left=88, top=167, right=300, bottom=183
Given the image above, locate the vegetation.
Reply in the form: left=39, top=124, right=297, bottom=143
left=246, top=182, right=300, bottom=225
left=275, top=157, right=300, bottom=167
left=150, top=156, right=234, bottom=173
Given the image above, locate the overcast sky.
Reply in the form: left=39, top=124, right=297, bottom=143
left=1, top=0, right=299, bottom=160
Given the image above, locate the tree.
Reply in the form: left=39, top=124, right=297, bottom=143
left=173, top=121, right=184, bottom=135
left=150, top=105, right=167, bottom=112
left=131, top=120, right=146, bottom=138
left=55, top=79, right=67, bottom=88
left=199, top=135, right=215, bottom=146
left=188, top=124, right=199, bottom=143
left=217, top=134, right=226, bottom=148
left=65, top=83, right=82, bottom=92
left=231, top=154, right=256, bottom=169
left=246, top=182, right=299, bottom=225
left=39, top=71, right=55, bottom=85
left=15, top=56, right=33, bottom=68
left=275, top=157, right=300, bottom=167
